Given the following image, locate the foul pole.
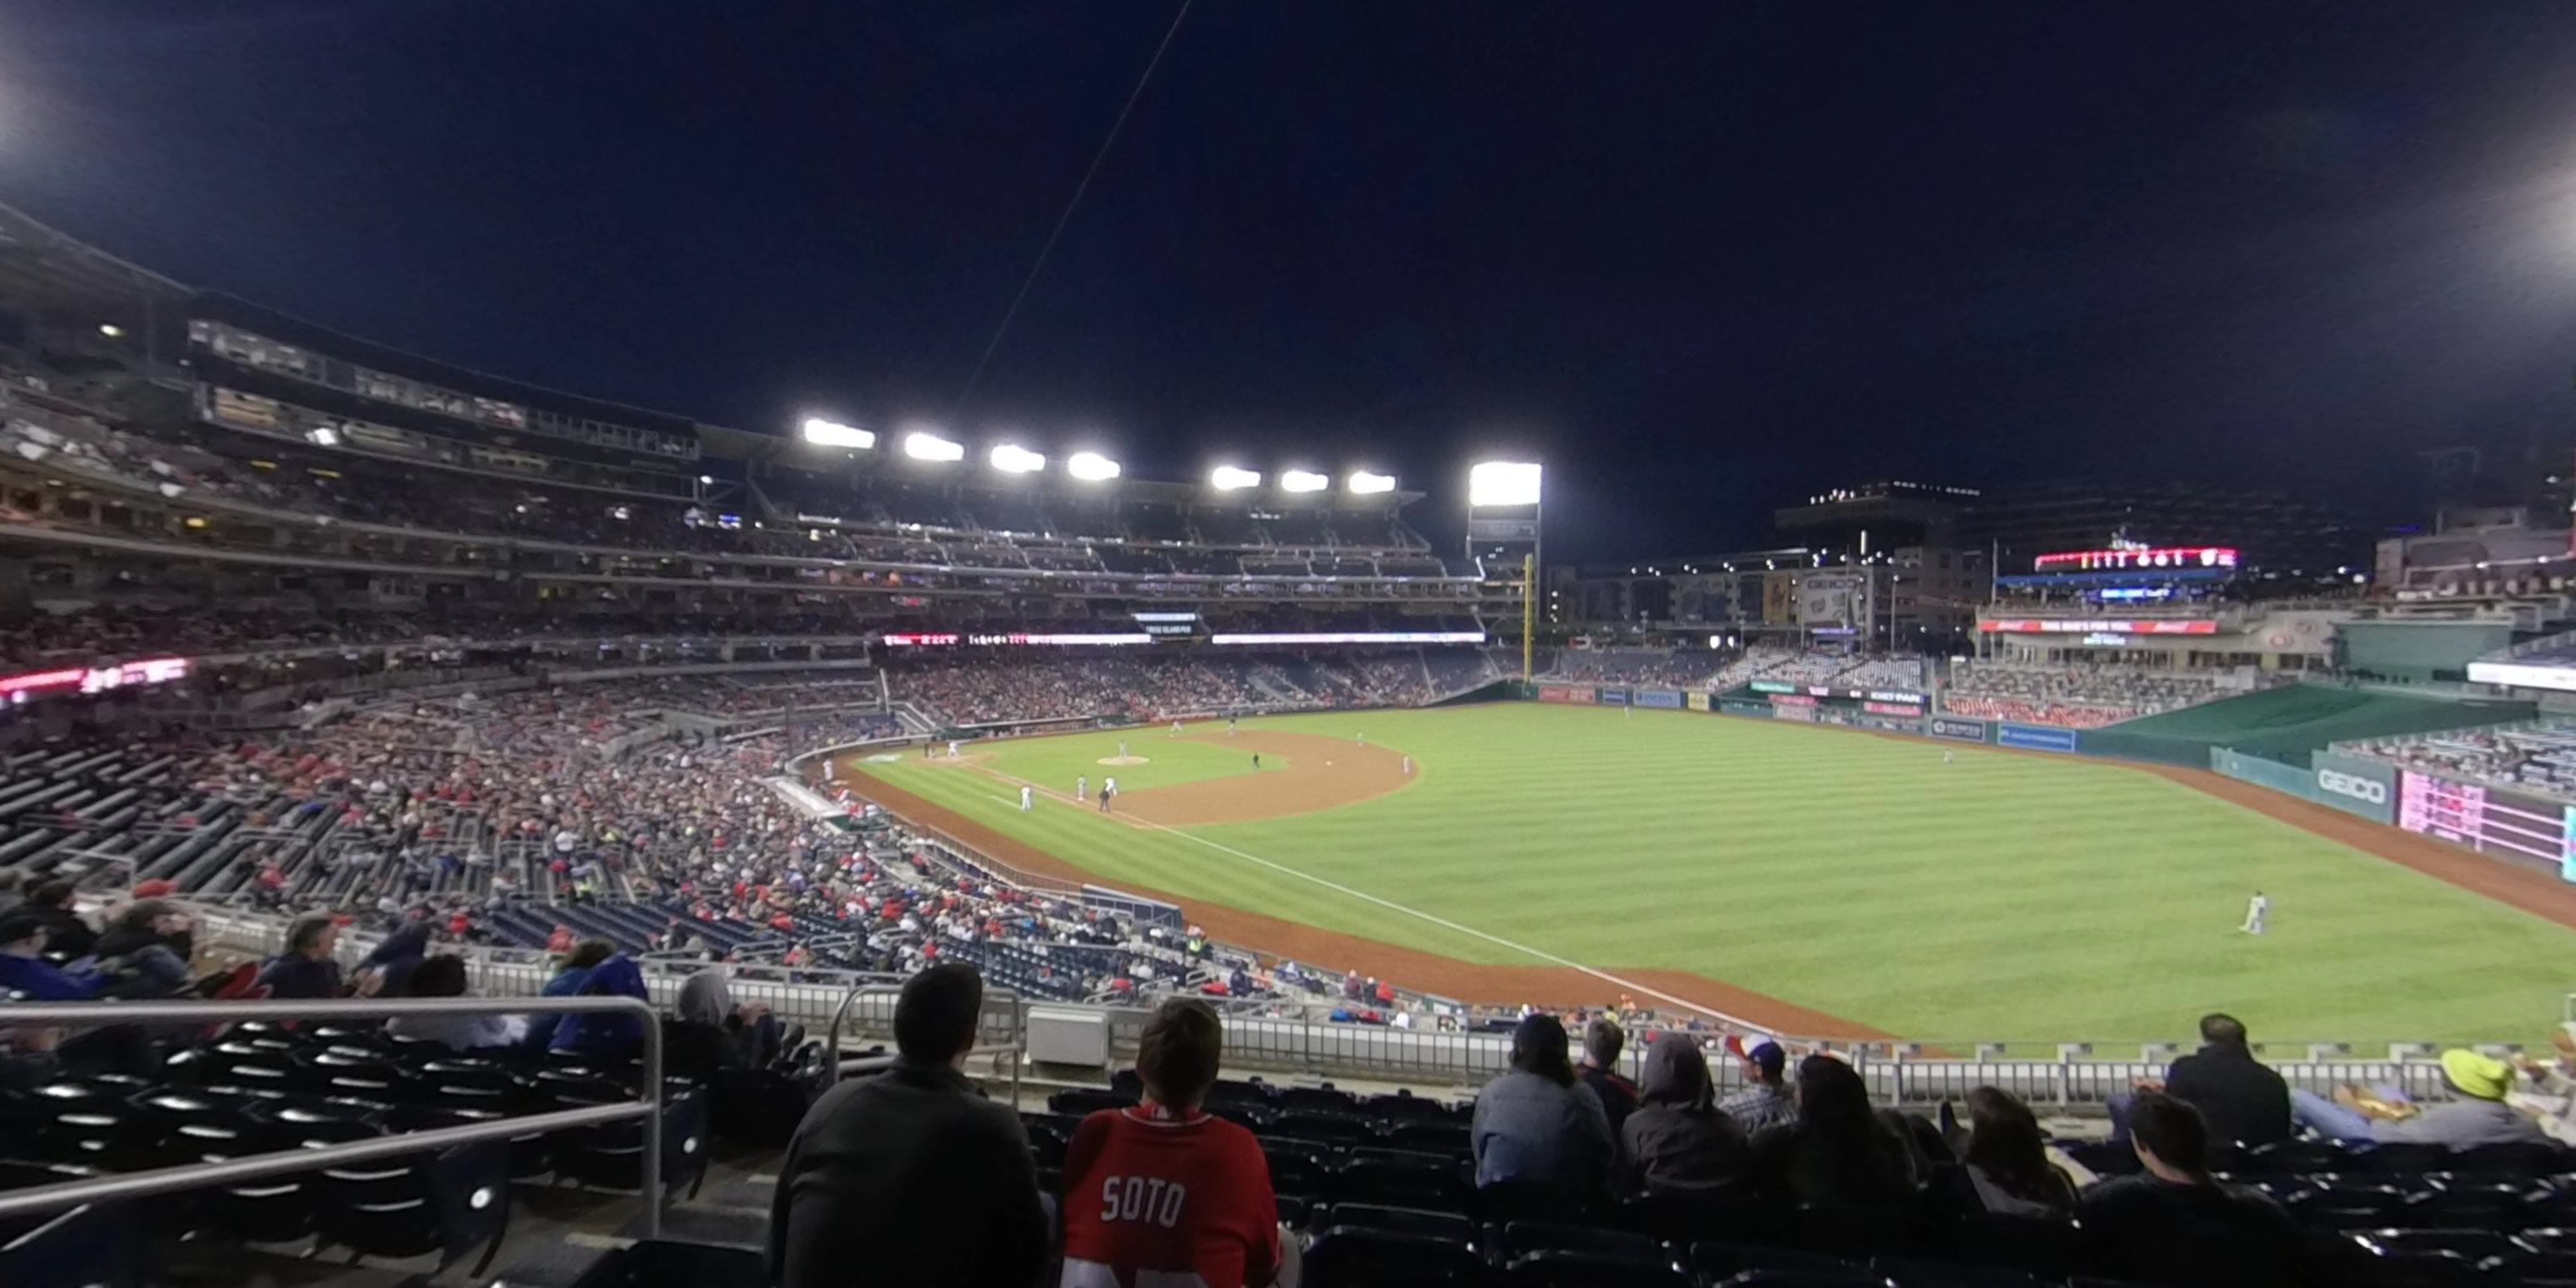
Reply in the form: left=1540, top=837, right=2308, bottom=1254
left=1521, top=552, right=1536, bottom=680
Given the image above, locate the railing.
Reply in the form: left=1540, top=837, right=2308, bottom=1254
left=0, top=996, right=669, bottom=1235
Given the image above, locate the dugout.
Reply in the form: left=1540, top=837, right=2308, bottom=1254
left=2078, top=681, right=2534, bottom=768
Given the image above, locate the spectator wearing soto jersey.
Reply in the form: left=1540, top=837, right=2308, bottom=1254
left=1059, top=997, right=1285, bottom=1288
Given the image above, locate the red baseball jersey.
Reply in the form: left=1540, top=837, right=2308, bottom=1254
left=1058, top=1102, right=1280, bottom=1288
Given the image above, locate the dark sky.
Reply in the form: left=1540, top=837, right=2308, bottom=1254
left=4, top=1, right=2573, bottom=560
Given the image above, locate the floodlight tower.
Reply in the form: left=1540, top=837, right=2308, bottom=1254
left=1467, top=462, right=1543, bottom=680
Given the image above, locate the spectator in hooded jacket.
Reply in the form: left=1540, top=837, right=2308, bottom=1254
left=667, top=969, right=781, bottom=1079
left=1621, top=1032, right=1750, bottom=1195
left=1473, top=1013, right=1614, bottom=1196
left=80, top=900, right=194, bottom=998
left=523, top=939, right=614, bottom=1052
left=21, top=881, right=96, bottom=961
left=550, top=952, right=650, bottom=1058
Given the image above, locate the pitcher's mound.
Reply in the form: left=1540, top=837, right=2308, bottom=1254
left=1096, top=755, right=1151, bottom=766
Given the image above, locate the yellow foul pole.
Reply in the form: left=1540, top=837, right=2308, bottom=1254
left=1520, top=552, right=1535, bottom=680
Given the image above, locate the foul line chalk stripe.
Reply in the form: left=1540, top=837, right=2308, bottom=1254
left=913, top=756, right=1764, bottom=1030
left=1124, top=815, right=1765, bottom=1031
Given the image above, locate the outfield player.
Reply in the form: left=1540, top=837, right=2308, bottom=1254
left=1058, top=997, right=1281, bottom=1288
left=1170, top=720, right=1184, bottom=737
left=2242, top=891, right=2268, bottom=935
left=1019, top=785, right=1033, bottom=812
left=1944, top=751, right=1954, bottom=765
left=1077, top=774, right=1087, bottom=802
left=1227, top=714, right=1238, bottom=736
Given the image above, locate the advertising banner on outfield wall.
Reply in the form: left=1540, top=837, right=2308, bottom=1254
left=1768, top=693, right=1817, bottom=708
left=1596, top=686, right=1630, bottom=706
left=1863, top=701, right=1924, bottom=718
left=1928, top=717, right=1989, bottom=743
left=1719, top=699, right=1771, bottom=717
left=1998, top=724, right=2079, bottom=752
left=1772, top=703, right=1817, bottom=722
left=1635, top=689, right=1684, bottom=709
left=1685, top=691, right=1711, bottom=712
left=2307, top=751, right=2397, bottom=824
left=1536, top=685, right=1593, bottom=704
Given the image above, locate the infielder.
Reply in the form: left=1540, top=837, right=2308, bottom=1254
left=2241, top=890, right=2268, bottom=935
left=1077, top=774, right=1087, bottom=801
left=1170, top=720, right=1183, bottom=737
left=947, top=740, right=959, bottom=759
left=1227, top=715, right=1238, bottom=736
left=1401, top=755, right=1413, bottom=775
left=1118, top=739, right=1128, bottom=759
left=1019, top=785, right=1033, bottom=812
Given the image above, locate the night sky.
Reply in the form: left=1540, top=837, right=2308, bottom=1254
left=3, top=1, right=2573, bottom=560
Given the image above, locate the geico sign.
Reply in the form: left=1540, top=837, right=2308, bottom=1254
left=2317, top=769, right=2388, bottom=804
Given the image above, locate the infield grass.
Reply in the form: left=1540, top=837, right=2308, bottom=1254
left=852, top=703, right=2576, bottom=1045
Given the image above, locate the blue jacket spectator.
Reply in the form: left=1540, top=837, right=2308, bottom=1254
left=524, top=938, right=617, bottom=1051
left=551, top=952, right=650, bottom=1058
left=0, top=910, right=100, bottom=1000
left=256, top=914, right=356, bottom=1000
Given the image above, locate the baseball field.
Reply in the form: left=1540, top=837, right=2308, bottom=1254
left=838, top=702, right=2576, bottom=1046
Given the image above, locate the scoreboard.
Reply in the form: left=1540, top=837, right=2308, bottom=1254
left=2395, top=772, right=2576, bottom=880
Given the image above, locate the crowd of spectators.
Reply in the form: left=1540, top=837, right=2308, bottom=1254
left=2338, top=721, right=2576, bottom=802
left=1942, top=661, right=2223, bottom=727
left=4, top=402, right=1449, bottom=584
left=886, top=650, right=1462, bottom=726
left=1535, top=648, right=1724, bottom=688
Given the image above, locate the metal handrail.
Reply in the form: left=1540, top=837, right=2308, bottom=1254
left=821, top=980, right=871, bottom=1080
left=0, top=996, right=668, bottom=1235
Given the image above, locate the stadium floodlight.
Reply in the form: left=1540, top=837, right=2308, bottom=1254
left=1067, top=451, right=1121, bottom=481
left=801, top=417, right=875, bottom=449
left=97, top=323, right=124, bottom=338
left=1280, top=469, right=1329, bottom=493
left=989, top=443, right=1046, bottom=475
left=1209, top=465, right=1262, bottom=491
left=902, top=430, right=964, bottom=463
left=1346, top=469, right=1396, bottom=494
left=1468, top=461, right=1542, bottom=507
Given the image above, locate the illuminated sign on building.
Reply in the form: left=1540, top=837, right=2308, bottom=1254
left=1978, top=619, right=2219, bottom=636
left=2034, top=546, right=2239, bottom=572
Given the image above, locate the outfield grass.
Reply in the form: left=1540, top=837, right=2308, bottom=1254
left=852, top=704, right=2576, bottom=1044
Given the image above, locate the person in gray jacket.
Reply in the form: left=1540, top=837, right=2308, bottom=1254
left=1473, top=1013, right=1613, bottom=1195
left=1621, top=1032, right=1750, bottom=1195
left=2289, top=1049, right=2550, bottom=1149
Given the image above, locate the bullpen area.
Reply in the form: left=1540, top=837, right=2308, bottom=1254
left=839, top=703, right=2576, bottom=1045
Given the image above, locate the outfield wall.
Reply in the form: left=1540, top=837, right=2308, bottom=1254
left=1527, top=680, right=2576, bottom=886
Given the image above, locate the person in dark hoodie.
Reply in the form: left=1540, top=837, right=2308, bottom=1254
left=256, top=914, right=380, bottom=1000
left=522, top=939, right=615, bottom=1052
left=80, top=900, right=195, bottom=998
left=550, top=952, right=649, bottom=1059
left=22, top=881, right=97, bottom=961
left=354, top=922, right=436, bottom=997
left=1622, top=1032, right=1752, bottom=1195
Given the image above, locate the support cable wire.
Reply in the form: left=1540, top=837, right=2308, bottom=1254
left=950, top=0, right=1196, bottom=421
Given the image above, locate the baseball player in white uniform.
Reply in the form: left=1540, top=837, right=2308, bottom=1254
left=2241, top=891, right=2268, bottom=935
left=1077, top=774, right=1087, bottom=801
left=1019, top=785, right=1033, bottom=811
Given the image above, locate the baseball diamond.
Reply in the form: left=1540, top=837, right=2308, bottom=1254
left=847, top=702, right=2576, bottom=1046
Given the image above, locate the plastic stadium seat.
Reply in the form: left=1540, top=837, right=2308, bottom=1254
left=1275, top=1110, right=1378, bottom=1143
left=1367, top=1091, right=1458, bottom=1121
left=1302, top=1224, right=1487, bottom=1287
left=1326, top=1202, right=1476, bottom=1244
left=2401, top=1178, right=2532, bottom=1228
left=1690, top=1240, right=1883, bottom=1285
left=1280, top=1085, right=1361, bottom=1114
left=1388, top=1120, right=1474, bottom=1155
left=1047, top=1088, right=1134, bottom=1116
left=1331, top=1158, right=1470, bottom=1212
left=312, top=1138, right=513, bottom=1276
left=2284, top=1180, right=2409, bottom=1230
left=0, top=1160, right=142, bottom=1288
left=1502, top=1246, right=1692, bottom=1287
left=2451, top=1140, right=2568, bottom=1175
left=1497, top=1220, right=1659, bottom=1263
left=1935, top=1212, right=2088, bottom=1279
left=2351, top=1142, right=2453, bottom=1176
left=580, top=1238, right=768, bottom=1288
left=1707, top=1274, right=1894, bottom=1288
